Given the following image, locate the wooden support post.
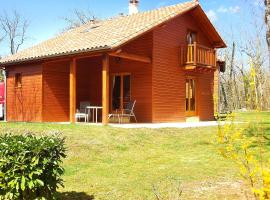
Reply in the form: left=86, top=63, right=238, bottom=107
left=102, top=54, right=109, bottom=125
left=69, top=58, right=77, bottom=123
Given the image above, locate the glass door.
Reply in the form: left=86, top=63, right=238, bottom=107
left=112, top=75, right=121, bottom=110
left=111, top=74, right=131, bottom=111
left=186, top=78, right=196, bottom=116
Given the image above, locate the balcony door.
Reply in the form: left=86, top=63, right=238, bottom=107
left=187, top=31, right=197, bottom=44
left=185, top=78, right=196, bottom=116
left=111, top=74, right=131, bottom=111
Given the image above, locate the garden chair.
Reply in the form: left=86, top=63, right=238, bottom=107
left=120, top=100, right=137, bottom=123
left=108, top=100, right=137, bottom=123
left=75, top=101, right=91, bottom=122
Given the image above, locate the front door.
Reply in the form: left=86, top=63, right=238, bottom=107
left=111, top=74, right=131, bottom=111
left=185, top=78, right=196, bottom=116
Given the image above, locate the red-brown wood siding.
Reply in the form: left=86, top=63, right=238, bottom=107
left=197, top=71, right=215, bottom=120
left=76, top=57, right=102, bottom=108
left=152, top=13, right=215, bottom=122
left=6, top=64, right=43, bottom=122
left=42, top=61, right=70, bottom=122
left=110, top=32, right=153, bottom=122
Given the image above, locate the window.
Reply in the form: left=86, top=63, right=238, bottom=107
left=187, top=31, right=197, bottom=44
left=15, top=73, right=22, bottom=88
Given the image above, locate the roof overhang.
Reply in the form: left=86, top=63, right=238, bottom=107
left=0, top=1, right=226, bottom=67
left=0, top=46, right=111, bottom=67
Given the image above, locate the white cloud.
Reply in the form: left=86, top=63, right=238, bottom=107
left=206, top=10, right=218, bottom=22
left=230, top=6, right=240, bottom=13
left=217, top=6, right=228, bottom=13
left=217, top=6, right=240, bottom=14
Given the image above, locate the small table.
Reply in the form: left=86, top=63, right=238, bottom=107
left=86, top=106, right=102, bottom=123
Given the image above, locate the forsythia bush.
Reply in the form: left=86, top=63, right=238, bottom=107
left=0, top=133, right=66, bottom=200
left=216, top=114, right=270, bottom=200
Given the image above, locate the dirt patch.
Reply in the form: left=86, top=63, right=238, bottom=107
left=181, top=178, right=254, bottom=200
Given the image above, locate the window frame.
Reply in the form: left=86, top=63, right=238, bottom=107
left=186, top=29, right=198, bottom=44
left=14, top=73, right=22, bottom=88
left=110, top=73, right=131, bottom=112
left=185, top=76, right=197, bottom=116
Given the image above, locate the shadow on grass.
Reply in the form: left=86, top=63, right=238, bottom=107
left=57, top=191, right=94, bottom=200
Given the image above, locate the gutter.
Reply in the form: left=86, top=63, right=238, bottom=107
left=0, top=46, right=111, bottom=67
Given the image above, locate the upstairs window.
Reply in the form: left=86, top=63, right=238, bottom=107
left=187, top=31, right=197, bottom=44
left=15, top=73, right=22, bottom=88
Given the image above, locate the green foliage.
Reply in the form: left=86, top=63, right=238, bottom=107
left=0, top=133, right=66, bottom=200
left=216, top=113, right=270, bottom=199
left=0, top=70, right=3, bottom=82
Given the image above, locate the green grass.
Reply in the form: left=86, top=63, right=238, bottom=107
left=0, top=111, right=270, bottom=199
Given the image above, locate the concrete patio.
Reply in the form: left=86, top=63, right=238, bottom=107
left=109, top=121, right=221, bottom=129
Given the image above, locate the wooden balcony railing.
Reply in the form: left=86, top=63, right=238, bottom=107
left=182, top=42, right=217, bottom=69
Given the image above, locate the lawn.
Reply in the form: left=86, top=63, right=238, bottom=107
left=0, top=112, right=269, bottom=200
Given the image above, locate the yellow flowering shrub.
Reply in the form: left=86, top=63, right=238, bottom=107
left=216, top=113, right=270, bottom=199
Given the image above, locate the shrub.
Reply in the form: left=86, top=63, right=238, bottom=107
left=216, top=114, right=270, bottom=199
left=0, top=133, right=66, bottom=200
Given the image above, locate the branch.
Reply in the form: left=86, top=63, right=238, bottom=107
left=62, top=9, right=98, bottom=31
left=0, top=10, right=29, bottom=54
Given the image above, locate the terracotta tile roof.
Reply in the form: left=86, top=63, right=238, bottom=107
left=0, top=0, right=199, bottom=64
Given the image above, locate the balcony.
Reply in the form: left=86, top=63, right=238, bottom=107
left=181, top=43, right=217, bottom=70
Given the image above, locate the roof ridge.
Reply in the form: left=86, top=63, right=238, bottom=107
left=114, top=0, right=198, bottom=19
left=0, top=0, right=202, bottom=64
left=109, top=0, right=199, bottom=47
left=78, top=0, right=198, bottom=26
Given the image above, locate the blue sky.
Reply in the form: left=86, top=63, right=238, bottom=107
left=0, top=0, right=264, bottom=56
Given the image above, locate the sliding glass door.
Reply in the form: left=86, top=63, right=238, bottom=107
left=111, top=74, right=131, bottom=111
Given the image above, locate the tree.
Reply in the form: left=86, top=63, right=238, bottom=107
left=0, top=35, right=4, bottom=45
left=63, top=9, right=98, bottom=30
left=265, top=0, right=270, bottom=67
left=0, top=10, right=29, bottom=55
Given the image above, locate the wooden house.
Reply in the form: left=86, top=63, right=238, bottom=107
left=0, top=0, right=226, bottom=124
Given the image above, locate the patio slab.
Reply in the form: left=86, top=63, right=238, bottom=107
left=109, top=121, right=221, bottom=129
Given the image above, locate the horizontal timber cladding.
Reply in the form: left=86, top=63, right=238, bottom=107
left=6, top=63, right=43, bottom=122
left=152, top=13, right=215, bottom=122
left=110, top=32, right=153, bottom=122
left=197, top=71, right=215, bottom=121
left=42, top=61, right=70, bottom=122
left=76, top=57, right=102, bottom=109
left=185, top=70, right=215, bottom=121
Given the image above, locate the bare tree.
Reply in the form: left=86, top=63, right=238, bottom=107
left=265, top=0, right=270, bottom=67
left=0, top=10, right=29, bottom=55
left=0, top=35, right=4, bottom=44
left=63, top=9, right=98, bottom=30
left=0, top=31, right=5, bottom=59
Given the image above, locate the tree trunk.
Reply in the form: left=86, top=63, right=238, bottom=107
left=228, top=42, right=236, bottom=110
left=221, top=82, right=228, bottom=112
left=265, top=0, right=270, bottom=69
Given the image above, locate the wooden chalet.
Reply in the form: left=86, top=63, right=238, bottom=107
left=0, top=0, right=226, bottom=124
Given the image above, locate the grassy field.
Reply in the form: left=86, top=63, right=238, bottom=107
left=0, top=112, right=269, bottom=199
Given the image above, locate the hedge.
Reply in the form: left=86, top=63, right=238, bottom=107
left=0, top=133, right=66, bottom=200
